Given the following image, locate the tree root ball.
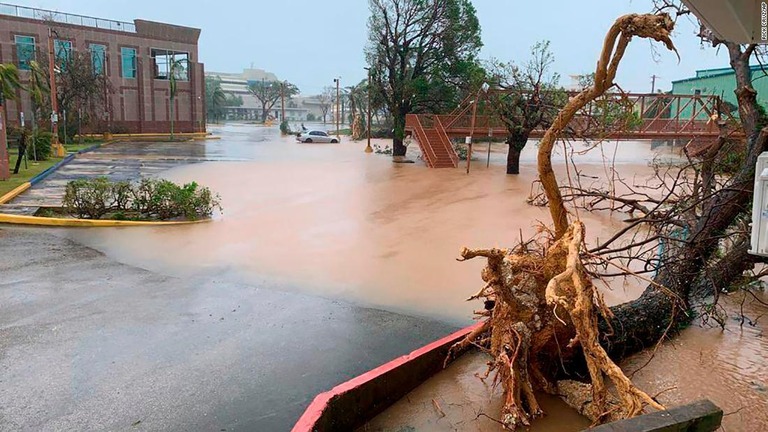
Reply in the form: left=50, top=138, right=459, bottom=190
left=450, top=223, right=663, bottom=429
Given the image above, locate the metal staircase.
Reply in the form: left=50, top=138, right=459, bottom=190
left=405, top=114, right=459, bottom=168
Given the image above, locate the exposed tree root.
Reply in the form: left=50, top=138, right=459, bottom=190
left=453, top=223, right=663, bottom=429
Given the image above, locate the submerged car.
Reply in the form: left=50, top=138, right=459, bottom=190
left=296, top=130, right=339, bottom=143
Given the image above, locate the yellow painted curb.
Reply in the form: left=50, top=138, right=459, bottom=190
left=0, top=213, right=212, bottom=227
left=0, top=182, right=32, bottom=205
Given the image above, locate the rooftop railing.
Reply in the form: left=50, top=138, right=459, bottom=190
left=0, top=2, right=136, bottom=33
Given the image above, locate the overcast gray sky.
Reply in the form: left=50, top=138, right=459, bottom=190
left=9, top=0, right=729, bottom=95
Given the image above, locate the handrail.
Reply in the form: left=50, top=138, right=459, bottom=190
left=0, top=2, right=136, bottom=33
left=434, top=117, right=459, bottom=167
left=408, top=114, right=437, bottom=167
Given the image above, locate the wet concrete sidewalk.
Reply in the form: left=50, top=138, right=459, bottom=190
left=1, top=141, right=237, bottom=215
left=0, top=227, right=455, bottom=431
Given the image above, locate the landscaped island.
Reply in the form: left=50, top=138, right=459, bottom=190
left=58, top=177, right=221, bottom=221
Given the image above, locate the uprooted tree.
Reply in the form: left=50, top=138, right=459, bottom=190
left=446, top=10, right=768, bottom=429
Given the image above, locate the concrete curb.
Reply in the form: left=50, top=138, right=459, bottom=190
left=291, top=322, right=482, bottom=432
left=29, top=153, right=76, bottom=186
left=292, top=323, right=723, bottom=432
left=0, top=182, right=32, bottom=205
left=0, top=213, right=212, bottom=227
left=1, top=142, right=104, bottom=206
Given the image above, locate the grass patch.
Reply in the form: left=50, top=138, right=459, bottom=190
left=0, top=148, right=63, bottom=197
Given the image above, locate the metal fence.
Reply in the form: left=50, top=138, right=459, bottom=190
left=0, top=3, right=136, bottom=33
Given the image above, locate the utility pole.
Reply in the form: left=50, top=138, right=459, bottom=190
left=333, top=77, right=340, bottom=139
left=0, top=101, right=8, bottom=180
left=280, top=81, right=286, bottom=129
left=651, top=74, right=660, bottom=93
left=365, top=67, right=373, bottom=153
left=47, top=27, right=65, bottom=157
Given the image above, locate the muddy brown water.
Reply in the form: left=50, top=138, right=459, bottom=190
left=359, top=351, right=591, bottom=432
left=58, top=124, right=766, bottom=431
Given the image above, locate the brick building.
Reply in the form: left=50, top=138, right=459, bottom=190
left=0, top=3, right=205, bottom=134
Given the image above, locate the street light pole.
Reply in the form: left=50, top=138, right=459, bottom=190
left=364, top=67, right=373, bottom=153
left=280, top=81, right=286, bottom=130
left=333, top=77, right=340, bottom=139
left=47, top=27, right=65, bottom=157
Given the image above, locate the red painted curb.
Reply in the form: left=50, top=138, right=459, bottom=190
left=292, top=321, right=484, bottom=432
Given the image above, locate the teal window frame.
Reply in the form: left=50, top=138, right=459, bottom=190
left=90, top=44, right=106, bottom=75
left=121, top=47, right=137, bottom=79
left=14, top=35, right=35, bottom=71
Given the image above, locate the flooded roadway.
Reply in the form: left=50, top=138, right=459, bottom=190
left=54, top=124, right=767, bottom=430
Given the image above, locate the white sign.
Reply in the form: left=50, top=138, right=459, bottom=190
left=465, top=136, right=472, bottom=145
left=51, top=112, right=58, bottom=123
left=20, top=112, right=25, bottom=127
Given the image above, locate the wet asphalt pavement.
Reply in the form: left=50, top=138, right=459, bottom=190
left=0, top=125, right=456, bottom=431
left=0, top=228, right=454, bottom=431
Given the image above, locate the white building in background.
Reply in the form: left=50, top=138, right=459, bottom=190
left=565, top=74, right=588, bottom=92
left=206, top=68, right=328, bottom=122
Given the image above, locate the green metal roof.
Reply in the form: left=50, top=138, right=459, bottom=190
left=672, top=65, right=768, bottom=84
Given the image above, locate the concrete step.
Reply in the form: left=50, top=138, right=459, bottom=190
left=0, top=205, right=40, bottom=216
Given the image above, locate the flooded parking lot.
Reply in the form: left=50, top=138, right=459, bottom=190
left=38, top=124, right=768, bottom=430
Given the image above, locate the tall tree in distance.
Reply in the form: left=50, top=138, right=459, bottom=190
left=248, top=80, right=298, bottom=123
left=317, top=87, right=334, bottom=124
left=31, top=45, right=112, bottom=139
left=205, top=76, right=227, bottom=123
left=366, top=0, right=482, bottom=158
left=488, top=41, right=567, bottom=175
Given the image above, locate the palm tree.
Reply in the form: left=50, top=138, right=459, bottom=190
left=168, top=57, right=188, bottom=139
left=346, top=80, right=368, bottom=140
left=0, top=63, right=22, bottom=180
left=26, top=61, right=49, bottom=113
left=205, top=76, right=226, bottom=123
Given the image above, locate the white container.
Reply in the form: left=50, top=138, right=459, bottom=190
left=750, top=152, right=768, bottom=256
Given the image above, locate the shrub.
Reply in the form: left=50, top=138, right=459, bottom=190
left=453, top=143, right=468, bottom=161
left=279, top=120, right=291, bottom=135
left=62, top=177, right=221, bottom=221
left=63, top=177, right=115, bottom=219
left=30, top=132, right=53, bottom=161
left=373, top=144, right=393, bottom=155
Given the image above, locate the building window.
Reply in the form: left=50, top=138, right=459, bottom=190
left=15, top=35, right=35, bottom=70
left=121, top=47, right=137, bottom=79
left=90, top=44, right=106, bottom=75
left=54, top=40, right=72, bottom=66
left=150, top=49, right=188, bottom=81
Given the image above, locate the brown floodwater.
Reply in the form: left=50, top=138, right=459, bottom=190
left=360, top=350, right=591, bottom=432
left=58, top=124, right=766, bottom=431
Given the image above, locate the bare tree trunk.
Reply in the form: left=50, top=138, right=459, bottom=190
left=506, top=147, right=522, bottom=174
left=13, top=133, right=26, bottom=175
left=392, top=109, right=407, bottom=157
left=0, top=103, right=9, bottom=180
left=506, top=132, right=529, bottom=175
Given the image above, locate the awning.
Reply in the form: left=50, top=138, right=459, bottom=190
left=682, top=0, right=767, bottom=43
